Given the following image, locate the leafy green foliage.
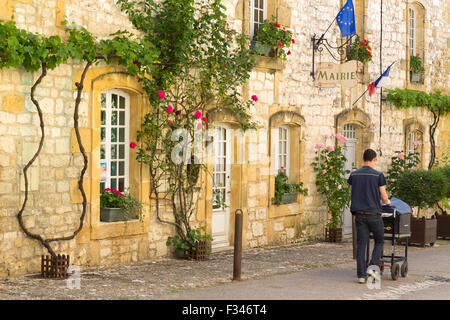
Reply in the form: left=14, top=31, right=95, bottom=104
left=394, top=169, right=447, bottom=209
left=117, top=0, right=257, bottom=252
left=167, top=226, right=213, bottom=255
left=410, top=54, right=424, bottom=73
left=345, top=35, right=372, bottom=63
left=311, top=135, right=351, bottom=229
left=100, top=188, right=143, bottom=220
left=386, top=150, right=421, bottom=197
left=271, top=169, right=308, bottom=206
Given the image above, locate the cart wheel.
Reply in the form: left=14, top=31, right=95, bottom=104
left=391, top=263, right=400, bottom=281
left=401, top=261, right=408, bottom=277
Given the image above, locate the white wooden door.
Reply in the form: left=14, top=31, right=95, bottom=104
left=342, top=124, right=357, bottom=234
left=212, top=125, right=232, bottom=248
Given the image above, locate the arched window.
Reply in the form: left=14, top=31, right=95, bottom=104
left=100, top=89, right=130, bottom=194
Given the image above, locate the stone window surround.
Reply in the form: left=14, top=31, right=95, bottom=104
left=403, top=118, right=425, bottom=168
left=71, top=66, right=150, bottom=241
left=406, top=1, right=426, bottom=88
left=268, top=110, right=306, bottom=219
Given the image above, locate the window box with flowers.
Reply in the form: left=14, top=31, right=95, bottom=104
left=251, top=16, right=295, bottom=60
left=100, top=188, right=143, bottom=222
left=345, top=35, right=372, bottom=72
left=271, top=167, right=308, bottom=206
left=410, top=53, right=424, bottom=83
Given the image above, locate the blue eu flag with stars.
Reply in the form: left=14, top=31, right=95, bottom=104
left=336, top=0, right=356, bottom=37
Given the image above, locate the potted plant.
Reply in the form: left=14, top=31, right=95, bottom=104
left=312, top=133, right=351, bottom=242
left=386, top=148, right=421, bottom=196
left=410, top=53, right=424, bottom=82
left=251, top=16, right=294, bottom=60
left=167, top=226, right=213, bottom=260
left=100, top=188, right=143, bottom=222
left=393, top=169, right=447, bottom=246
left=271, top=167, right=308, bottom=206
left=345, top=35, right=372, bottom=67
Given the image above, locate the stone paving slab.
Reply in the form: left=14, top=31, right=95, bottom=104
left=0, top=239, right=446, bottom=300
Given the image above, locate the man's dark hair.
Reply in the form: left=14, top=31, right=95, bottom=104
left=363, top=149, right=377, bottom=162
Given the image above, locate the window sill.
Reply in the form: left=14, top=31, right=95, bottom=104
left=91, top=219, right=147, bottom=240
left=268, top=200, right=303, bottom=219
left=253, top=55, right=284, bottom=72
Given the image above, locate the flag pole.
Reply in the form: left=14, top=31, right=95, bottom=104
left=314, top=17, right=337, bottom=49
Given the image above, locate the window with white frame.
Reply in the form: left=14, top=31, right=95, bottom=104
left=250, top=0, right=267, bottom=39
left=409, top=8, right=416, bottom=56
left=100, top=89, right=130, bottom=194
left=275, top=126, right=289, bottom=175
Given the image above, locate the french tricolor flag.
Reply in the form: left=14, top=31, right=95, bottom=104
left=368, top=65, right=392, bottom=96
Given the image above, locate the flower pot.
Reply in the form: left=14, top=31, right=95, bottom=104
left=41, top=254, right=70, bottom=279
left=280, top=192, right=296, bottom=204
left=407, top=214, right=437, bottom=247
left=251, top=41, right=275, bottom=57
left=325, top=227, right=343, bottom=243
left=185, top=240, right=209, bottom=261
left=100, top=207, right=132, bottom=222
left=410, top=72, right=422, bottom=83
left=437, top=212, right=450, bottom=239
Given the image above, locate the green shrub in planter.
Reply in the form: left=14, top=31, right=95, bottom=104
left=394, top=169, right=447, bottom=212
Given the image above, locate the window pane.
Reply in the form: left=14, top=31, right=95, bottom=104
left=118, top=178, right=125, bottom=192
left=119, top=161, right=124, bottom=176
left=119, top=96, right=125, bottom=109
left=119, top=144, right=125, bottom=159
left=119, top=128, right=125, bottom=142
left=111, top=94, right=117, bottom=109
left=101, top=93, right=106, bottom=109
left=259, top=0, right=264, bottom=9
left=111, top=128, right=117, bottom=142
left=111, top=161, right=117, bottom=176
left=101, top=128, right=106, bottom=142
left=111, top=178, right=117, bottom=190
left=100, top=182, right=105, bottom=194
left=101, top=110, right=106, bottom=125
left=112, top=111, right=117, bottom=125
left=119, top=111, right=125, bottom=126
left=100, top=144, right=105, bottom=159
left=111, top=144, right=117, bottom=159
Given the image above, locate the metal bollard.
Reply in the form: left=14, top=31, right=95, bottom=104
left=233, top=209, right=243, bottom=281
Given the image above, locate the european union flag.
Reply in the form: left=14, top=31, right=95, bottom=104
left=336, top=0, right=356, bottom=37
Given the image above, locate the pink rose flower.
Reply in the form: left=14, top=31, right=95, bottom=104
left=194, top=110, right=202, bottom=119
left=112, top=188, right=123, bottom=197
left=412, top=141, right=421, bottom=147
left=251, top=95, right=258, bottom=102
left=103, top=188, right=111, bottom=192
left=337, top=184, right=342, bottom=190
left=315, top=143, right=324, bottom=149
left=322, top=169, right=327, bottom=174
left=326, top=145, right=334, bottom=151
left=197, top=123, right=203, bottom=130
left=202, top=117, right=208, bottom=123
left=157, top=90, right=165, bottom=99
left=166, top=105, right=173, bottom=113
left=130, top=142, right=136, bottom=149
left=397, top=152, right=405, bottom=159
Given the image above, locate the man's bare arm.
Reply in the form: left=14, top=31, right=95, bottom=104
left=379, top=185, right=390, bottom=205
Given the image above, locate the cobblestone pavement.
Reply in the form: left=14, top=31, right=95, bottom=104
left=0, top=238, right=440, bottom=300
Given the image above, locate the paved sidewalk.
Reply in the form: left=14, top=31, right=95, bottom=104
left=0, top=238, right=448, bottom=300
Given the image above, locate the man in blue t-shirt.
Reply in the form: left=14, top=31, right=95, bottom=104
left=347, top=149, right=391, bottom=284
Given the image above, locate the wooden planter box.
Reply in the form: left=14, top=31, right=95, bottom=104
left=325, top=227, right=343, bottom=243
left=41, top=254, right=70, bottom=279
left=437, top=213, right=450, bottom=239
left=173, top=240, right=210, bottom=261
left=408, top=215, right=437, bottom=247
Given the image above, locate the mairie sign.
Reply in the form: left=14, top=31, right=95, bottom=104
left=314, top=60, right=362, bottom=88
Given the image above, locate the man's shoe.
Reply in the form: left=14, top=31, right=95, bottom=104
left=357, top=277, right=367, bottom=284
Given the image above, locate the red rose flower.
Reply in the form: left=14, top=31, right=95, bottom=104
left=287, top=50, right=291, bottom=55
left=130, top=141, right=137, bottom=149
left=278, top=42, right=283, bottom=48
left=292, top=39, right=295, bottom=44
left=275, top=23, right=280, bottom=28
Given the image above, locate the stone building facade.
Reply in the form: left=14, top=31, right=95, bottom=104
left=0, top=0, right=448, bottom=276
